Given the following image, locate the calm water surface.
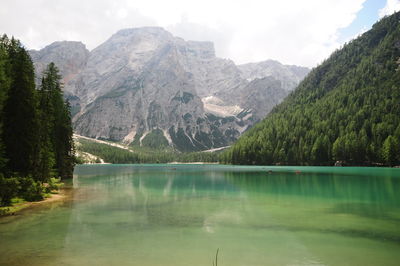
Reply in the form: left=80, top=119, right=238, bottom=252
left=1, top=165, right=400, bottom=266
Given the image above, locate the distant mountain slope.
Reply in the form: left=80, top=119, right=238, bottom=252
left=239, top=76, right=290, bottom=120
left=30, top=27, right=308, bottom=152
left=222, top=12, right=400, bottom=166
left=238, top=59, right=309, bottom=90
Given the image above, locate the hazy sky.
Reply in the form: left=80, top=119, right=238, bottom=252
left=1, top=0, right=399, bottom=67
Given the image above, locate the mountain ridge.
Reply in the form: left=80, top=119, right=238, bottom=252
left=30, top=27, right=309, bottom=151
left=221, top=12, right=400, bottom=166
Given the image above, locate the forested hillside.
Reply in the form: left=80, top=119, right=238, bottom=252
left=0, top=35, right=74, bottom=207
left=221, top=12, right=400, bottom=166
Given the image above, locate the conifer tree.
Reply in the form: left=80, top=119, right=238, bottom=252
left=382, top=135, right=399, bottom=166
left=59, top=99, right=75, bottom=178
left=36, top=76, right=55, bottom=181
left=2, top=38, right=39, bottom=176
left=41, top=63, right=75, bottom=179
left=0, top=36, right=9, bottom=171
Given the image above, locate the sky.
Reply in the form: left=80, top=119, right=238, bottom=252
left=0, top=0, right=399, bottom=67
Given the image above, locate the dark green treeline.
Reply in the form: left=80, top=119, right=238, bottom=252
left=76, top=138, right=220, bottom=164
left=0, top=35, right=74, bottom=206
left=221, top=12, right=400, bottom=166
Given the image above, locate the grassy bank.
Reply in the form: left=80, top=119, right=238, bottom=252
left=0, top=178, right=65, bottom=216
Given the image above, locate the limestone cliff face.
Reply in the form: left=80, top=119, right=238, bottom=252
left=176, top=40, right=246, bottom=99
left=240, top=77, right=289, bottom=121
left=238, top=59, right=309, bottom=90
left=30, top=27, right=309, bottom=151
left=30, top=41, right=89, bottom=91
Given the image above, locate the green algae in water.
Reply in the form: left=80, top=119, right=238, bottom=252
left=0, top=165, right=400, bottom=266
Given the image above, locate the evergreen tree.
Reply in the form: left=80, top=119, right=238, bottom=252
left=2, top=38, right=39, bottom=176
left=311, top=136, right=330, bottom=165
left=36, top=76, right=55, bottom=182
left=332, top=136, right=345, bottom=161
left=382, top=135, right=399, bottom=166
left=41, top=63, right=75, bottom=179
left=57, top=99, right=75, bottom=178
left=0, top=36, right=10, bottom=171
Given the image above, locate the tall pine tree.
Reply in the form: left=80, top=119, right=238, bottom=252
left=59, top=99, right=75, bottom=179
left=41, top=63, right=75, bottom=179
left=36, top=75, right=55, bottom=182
left=0, top=35, right=10, bottom=171
left=2, top=38, right=39, bottom=176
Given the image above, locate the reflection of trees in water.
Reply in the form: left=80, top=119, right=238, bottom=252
left=223, top=170, right=400, bottom=245
left=70, top=167, right=245, bottom=231
left=224, top=170, right=400, bottom=240
left=224, top=170, right=400, bottom=206
left=69, top=166, right=400, bottom=248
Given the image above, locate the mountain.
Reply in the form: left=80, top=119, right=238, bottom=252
left=239, top=76, right=290, bottom=120
left=221, top=12, right=400, bottom=166
left=30, top=27, right=309, bottom=151
left=29, top=41, right=89, bottom=117
left=29, top=41, right=89, bottom=91
left=238, top=59, right=309, bottom=90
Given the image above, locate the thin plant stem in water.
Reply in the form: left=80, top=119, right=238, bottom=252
left=212, top=248, right=219, bottom=266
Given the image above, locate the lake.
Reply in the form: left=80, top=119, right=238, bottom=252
left=1, top=164, right=400, bottom=266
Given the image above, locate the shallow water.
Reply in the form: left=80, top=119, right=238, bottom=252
left=1, top=164, right=400, bottom=266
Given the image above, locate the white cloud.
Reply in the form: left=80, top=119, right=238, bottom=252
left=0, top=0, right=366, bottom=67
left=379, top=0, right=400, bottom=18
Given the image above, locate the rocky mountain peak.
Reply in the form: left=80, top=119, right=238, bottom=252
left=30, top=40, right=88, bottom=56
left=115, top=27, right=171, bottom=36
left=29, top=41, right=89, bottom=87
left=101, top=27, right=174, bottom=52
left=31, top=27, right=310, bottom=151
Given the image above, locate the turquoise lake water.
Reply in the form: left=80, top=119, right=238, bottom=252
left=1, top=164, right=400, bottom=265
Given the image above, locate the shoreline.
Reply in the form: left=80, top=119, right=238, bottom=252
left=0, top=188, right=71, bottom=217
left=167, top=162, right=219, bottom=164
